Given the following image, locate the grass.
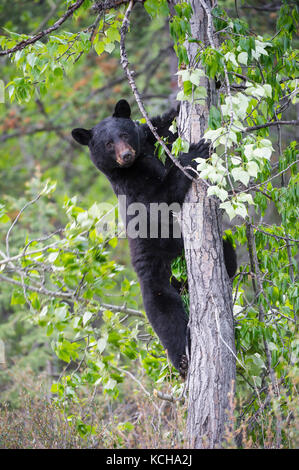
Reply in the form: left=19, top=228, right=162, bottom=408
left=0, top=367, right=298, bottom=449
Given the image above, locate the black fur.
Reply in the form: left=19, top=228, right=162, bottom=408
left=72, top=100, right=237, bottom=375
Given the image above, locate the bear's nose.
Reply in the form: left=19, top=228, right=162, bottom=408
left=121, top=151, right=133, bottom=163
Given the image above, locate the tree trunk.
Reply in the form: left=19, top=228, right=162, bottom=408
left=176, top=0, right=236, bottom=448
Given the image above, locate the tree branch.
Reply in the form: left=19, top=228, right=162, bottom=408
left=0, top=0, right=142, bottom=58
left=5, top=189, right=44, bottom=258
left=241, top=2, right=287, bottom=12
left=0, top=125, right=64, bottom=143
left=252, top=225, right=299, bottom=244
left=0, top=272, right=144, bottom=318
left=241, top=159, right=299, bottom=194
left=0, top=0, right=85, bottom=57
left=244, top=120, right=299, bottom=133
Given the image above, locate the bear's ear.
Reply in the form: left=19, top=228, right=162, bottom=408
left=71, top=128, right=92, bottom=146
left=113, top=99, right=131, bottom=119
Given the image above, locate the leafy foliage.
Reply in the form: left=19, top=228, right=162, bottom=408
left=0, top=0, right=298, bottom=448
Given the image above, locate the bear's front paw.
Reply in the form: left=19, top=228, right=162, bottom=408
left=179, top=354, right=188, bottom=380
left=167, top=106, right=179, bottom=121
left=191, top=139, right=210, bottom=159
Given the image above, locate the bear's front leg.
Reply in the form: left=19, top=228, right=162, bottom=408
left=179, top=139, right=210, bottom=169
left=158, top=139, right=211, bottom=205
left=151, top=106, right=179, bottom=137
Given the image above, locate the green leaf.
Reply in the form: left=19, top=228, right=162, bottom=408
left=247, top=161, right=259, bottom=177
left=55, top=306, right=67, bottom=322
left=53, top=66, right=63, bottom=79
left=104, top=42, right=115, bottom=54
left=83, top=311, right=93, bottom=326
left=189, top=69, right=204, bottom=86
left=106, top=27, right=120, bottom=42
left=109, top=237, right=118, bottom=248
left=231, top=167, right=250, bottom=186
left=104, top=378, right=117, bottom=391
left=208, top=105, right=222, bottom=130
left=0, top=214, right=10, bottom=224
left=207, top=185, right=228, bottom=202
left=94, top=40, right=105, bottom=55
left=172, top=137, right=190, bottom=156
left=238, top=51, right=248, bottom=65
left=234, top=203, right=247, bottom=219
left=220, top=201, right=236, bottom=220
left=50, top=383, right=58, bottom=393
left=48, top=252, right=59, bottom=263
left=11, top=290, right=26, bottom=305
left=97, top=335, right=108, bottom=354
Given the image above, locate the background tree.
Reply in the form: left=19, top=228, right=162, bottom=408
left=0, top=0, right=298, bottom=448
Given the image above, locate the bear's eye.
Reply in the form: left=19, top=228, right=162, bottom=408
left=106, top=141, right=114, bottom=150
left=121, top=133, right=129, bottom=140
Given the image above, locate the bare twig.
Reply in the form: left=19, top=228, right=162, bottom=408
left=112, top=364, right=161, bottom=413
left=155, top=388, right=186, bottom=403
left=5, top=190, right=43, bottom=258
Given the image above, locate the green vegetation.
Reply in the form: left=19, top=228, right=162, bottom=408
left=0, top=0, right=298, bottom=448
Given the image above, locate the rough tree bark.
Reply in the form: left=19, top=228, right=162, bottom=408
left=174, top=0, right=236, bottom=448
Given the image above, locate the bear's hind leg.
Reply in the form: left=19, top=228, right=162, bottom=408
left=223, top=238, right=237, bottom=279
left=138, top=267, right=188, bottom=377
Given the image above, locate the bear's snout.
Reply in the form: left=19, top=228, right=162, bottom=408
left=121, top=150, right=133, bottom=164
left=115, top=141, right=136, bottom=167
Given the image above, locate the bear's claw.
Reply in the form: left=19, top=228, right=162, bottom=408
left=179, top=354, right=188, bottom=380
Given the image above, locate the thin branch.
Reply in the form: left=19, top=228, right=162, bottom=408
left=244, top=120, right=299, bottom=133
left=112, top=364, right=161, bottom=413
left=0, top=272, right=144, bottom=318
left=0, top=0, right=141, bottom=58
left=155, top=388, right=186, bottom=403
left=0, top=240, right=63, bottom=267
left=241, top=3, right=288, bottom=12
left=119, top=0, right=194, bottom=181
left=252, top=225, right=299, bottom=244
left=5, top=190, right=43, bottom=258
left=241, top=159, right=299, bottom=194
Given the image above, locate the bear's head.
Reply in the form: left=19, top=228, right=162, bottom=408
left=72, top=99, right=142, bottom=172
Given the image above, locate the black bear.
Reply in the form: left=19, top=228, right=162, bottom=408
left=72, top=99, right=237, bottom=377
